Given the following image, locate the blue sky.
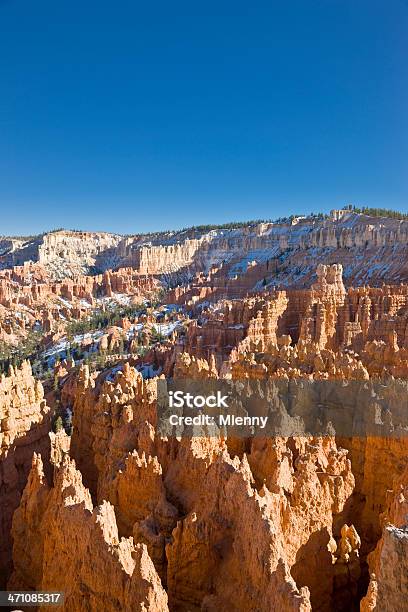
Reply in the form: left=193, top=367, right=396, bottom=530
left=0, top=0, right=407, bottom=235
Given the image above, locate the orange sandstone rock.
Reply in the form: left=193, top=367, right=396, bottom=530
left=0, top=361, right=51, bottom=586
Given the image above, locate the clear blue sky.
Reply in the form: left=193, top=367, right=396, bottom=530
left=0, top=0, right=407, bottom=235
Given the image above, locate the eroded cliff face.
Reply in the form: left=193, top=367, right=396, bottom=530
left=4, top=211, right=408, bottom=286
left=0, top=361, right=51, bottom=586
left=125, top=212, right=408, bottom=285
left=0, top=231, right=122, bottom=279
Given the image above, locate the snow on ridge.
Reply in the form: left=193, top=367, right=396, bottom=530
left=152, top=321, right=182, bottom=336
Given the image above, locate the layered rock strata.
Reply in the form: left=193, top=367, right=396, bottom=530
left=4, top=212, right=408, bottom=286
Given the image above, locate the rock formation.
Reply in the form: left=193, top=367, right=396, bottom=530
left=361, top=465, right=408, bottom=611
left=1, top=214, right=408, bottom=610
left=9, top=454, right=168, bottom=612
left=11, top=359, right=375, bottom=610
left=0, top=361, right=51, bottom=585
left=0, top=264, right=157, bottom=343
left=4, top=211, right=408, bottom=286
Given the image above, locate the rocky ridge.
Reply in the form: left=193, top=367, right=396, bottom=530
left=3, top=211, right=408, bottom=286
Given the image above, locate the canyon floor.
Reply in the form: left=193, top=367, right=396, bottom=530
left=1, top=210, right=407, bottom=611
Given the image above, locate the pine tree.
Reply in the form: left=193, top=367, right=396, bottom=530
left=53, top=416, right=63, bottom=433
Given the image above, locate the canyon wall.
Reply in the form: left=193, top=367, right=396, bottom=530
left=0, top=231, right=122, bottom=279
left=3, top=212, right=408, bottom=287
